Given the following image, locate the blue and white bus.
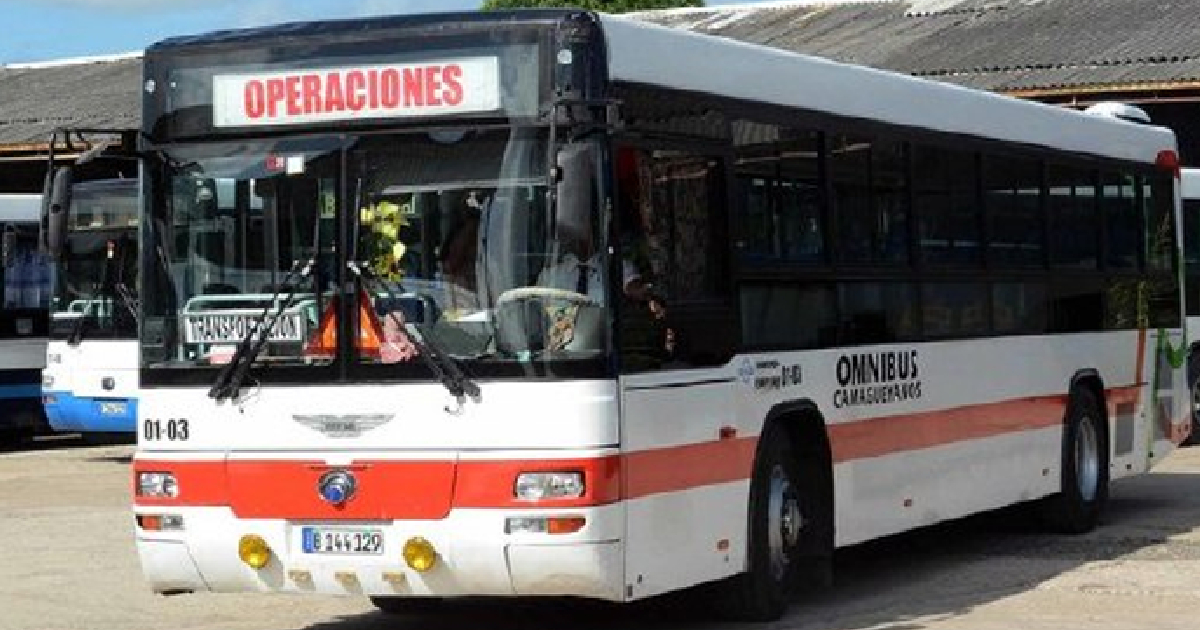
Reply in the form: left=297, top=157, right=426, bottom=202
left=42, top=175, right=140, bottom=441
left=0, top=193, right=51, bottom=443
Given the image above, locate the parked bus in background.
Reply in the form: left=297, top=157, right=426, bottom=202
left=41, top=130, right=140, bottom=442
left=0, top=193, right=50, bottom=444
left=116, top=10, right=1188, bottom=621
left=1181, top=167, right=1200, bottom=442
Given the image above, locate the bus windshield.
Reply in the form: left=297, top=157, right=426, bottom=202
left=141, top=127, right=610, bottom=374
left=52, top=179, right=139, bottom=340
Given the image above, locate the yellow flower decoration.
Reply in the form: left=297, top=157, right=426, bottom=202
left=361, top=198, right=412, bottom=281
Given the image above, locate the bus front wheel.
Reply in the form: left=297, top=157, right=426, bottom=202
left=717, top=422, right=805, bottom=621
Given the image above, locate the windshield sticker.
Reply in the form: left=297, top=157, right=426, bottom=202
left=748, top=359, right=802, bottom=393
left=213, top=57, right=501, bottom=127
left=184, top=313, right=305, bottom=344
left=285, top=155, right=306, bottom=175
left=834, top=350, right=922, bottom=409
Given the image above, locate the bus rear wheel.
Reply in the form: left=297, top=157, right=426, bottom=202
left=1038, top=387, right=1109, bottom=533
left=716, top=423, right=807, bottom=621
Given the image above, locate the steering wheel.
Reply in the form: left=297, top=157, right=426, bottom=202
left=496, top=286, right=598, bottom=307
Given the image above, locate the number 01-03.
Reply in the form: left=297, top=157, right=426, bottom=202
left=143, top=418, right=190, bottom=442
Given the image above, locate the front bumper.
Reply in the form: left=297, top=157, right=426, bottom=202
left=134, top=504, right=625, bottom=601
left=43, top=391, right=137, bottom=434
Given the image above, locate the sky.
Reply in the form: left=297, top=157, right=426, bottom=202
left=0, top=0, right=770, bottom=65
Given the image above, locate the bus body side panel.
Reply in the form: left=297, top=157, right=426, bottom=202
left=133, top=380, right=627, bottom=599
left=44, top=339, right=139, bottom=434
left=0, top=339, right=48, bottom=437
left=614, top=327, right=1183, bottom=594
left=619, top=370, right=750, bottom=600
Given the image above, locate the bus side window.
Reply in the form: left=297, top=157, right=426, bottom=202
left=618, top=148, right=734, bottom=372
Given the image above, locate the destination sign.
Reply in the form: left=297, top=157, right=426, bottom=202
left=212, top=57, right=501, bottom=127
left=183, top=313, right=305, bottom=345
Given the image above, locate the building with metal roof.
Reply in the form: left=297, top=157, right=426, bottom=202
left=636, top=0, right=1200, bottom=99
left=0, top=53, right=140, bottom=192
left=3, top=0, right=1200, bottom=192
left=635, top=0, right=1200, bottom=159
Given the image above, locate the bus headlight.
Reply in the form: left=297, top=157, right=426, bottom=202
left=137, top=472, right=179, bottom=498
left=514, top=472, right=584, bottom=501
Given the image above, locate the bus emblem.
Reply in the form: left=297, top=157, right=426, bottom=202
left=317, top=469, right=357, bottom=506
left=293, top=414, right=393, bottom=438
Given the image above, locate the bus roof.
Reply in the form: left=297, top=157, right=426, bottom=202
left=144, top=9, right=1175, bottom=165
left=599, top=14, right=1175, bottom=166
left=0, top=194, right=41, bottom=224
left=1182, top=168, right=1200, bottom=199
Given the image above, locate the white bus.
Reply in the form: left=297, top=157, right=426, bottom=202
left=1181, top=167, right=1200, bottom=441
left=121, top=10, right=1189, bottom=621
left=0, top=194, right=50, bottom=443
left=43, top=172, right=140, bottom=442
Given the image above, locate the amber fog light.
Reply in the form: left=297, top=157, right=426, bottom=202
left=402, top=537, right=438, bottom=572
left=238, top=534, right=272, bottom=569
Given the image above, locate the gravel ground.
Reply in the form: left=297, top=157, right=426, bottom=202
left=4, top=437, right=1200, bottom=630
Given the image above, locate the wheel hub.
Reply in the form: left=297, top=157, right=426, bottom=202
left=767, top=465, right=804, bottom=582
left=1075, top=414, right=1100, bottom=502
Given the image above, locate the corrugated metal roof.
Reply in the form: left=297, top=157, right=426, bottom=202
left=2, top=2, right=1200, bottom=151
left=0, top=55, right=141, bottom=146
left=635, top=0, right=1200, bottom=93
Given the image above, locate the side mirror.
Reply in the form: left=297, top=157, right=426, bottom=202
left=1, top=226, right=16, bottom=269
left=43, top=167, right=73, bottom=260
left=554, top=143, right=597, bottom=256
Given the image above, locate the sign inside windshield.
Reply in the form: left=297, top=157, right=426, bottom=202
left=183, top=313, right=305, bottom=344
left=212, top=57, right=500, bottom=128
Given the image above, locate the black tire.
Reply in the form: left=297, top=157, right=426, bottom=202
left=369, top=596, right=444, bottom=615
left=0, top=429, right=34, bottom=448
left=82, top=432, right=135, bottom=446
left=1185, top=355, right=1200, bottom=446
left=1038, top=388, right=1109, bottom=533
left=716, top=423, right=808, bottom=621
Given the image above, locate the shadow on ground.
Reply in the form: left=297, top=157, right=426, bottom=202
left=296, top=465, right=1200, bottom=630
left=0, top=433, right=86, bottom=454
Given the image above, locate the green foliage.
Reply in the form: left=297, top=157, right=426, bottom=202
left=480, top=0, right=704, bottom=12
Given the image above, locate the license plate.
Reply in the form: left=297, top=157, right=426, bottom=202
left=301, top=527, right=384, bottom=555
left=99, top=401, right=128, bottom=416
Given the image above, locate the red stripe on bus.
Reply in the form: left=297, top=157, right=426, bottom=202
left=828, top=386, right=1140, bottom=463
left=134, top=456, right=623, bottom=517
left=828, top=396, right=1066, bottom=463
left=621, top=436, right=759, bottom=500
left=133, top=385, right=1145, bottom=512
left=134, top=459, right=226, bottom=507
left=454, top=456, right=622, bottom=508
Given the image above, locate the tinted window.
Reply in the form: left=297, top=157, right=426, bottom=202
left=921, top=282, right=987, bottom=337
left=993, top=282, right=1046, bottom=334
left=832, top=136, right=909, bottom=265
left=985, top=156, right=1043, bottom=267
left=839, top=282, right=918, bottom=344
left=1048, top=165, right=1098, bottom=268
left=740, top=283, right=836, bottom=348
left=733, top=125, right=823, bottom=264
left=1103, top=172, right=1141, bottom=270
left=914, top=145, right=980, bottom=266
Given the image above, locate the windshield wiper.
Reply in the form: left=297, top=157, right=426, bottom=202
left=208, top=259, right=315, bottom=402
left=347, top=261, right=480, bottom=404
